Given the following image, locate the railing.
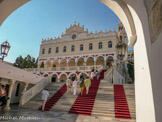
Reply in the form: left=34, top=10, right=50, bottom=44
left=104, top=66, right=113, bottom=81
left=97, top=65, right=104, bottom=72
left=24, top=65, right=103, bottom=72
left=19, top=76, right=51, bottom=107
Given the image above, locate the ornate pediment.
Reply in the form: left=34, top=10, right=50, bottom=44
left=65, top=21, right=87, bottom=35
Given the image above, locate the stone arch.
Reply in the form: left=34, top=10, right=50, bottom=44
left=106, top=56, right=114, bottom=66
left=59, top=73, right=67, bottom=82
left=53, top=59, right=59, bottom=69
left=69, top=72, right=78, bottom=79
left=46, top=60, right=51, bottom=68
left=78, top=72, right=88, bottom=80
left=68, top=58, right=75, bottom=67
left=86, top=57, right=94, bottom=66
left=60, top=59, right=67, bottom=69
left=96, top=56, right=104, bottom=66
left=51, top=73, right=58, bottom=82
left=1, top=1, right=160, bottom=121
left=43, top=74, right=48, bottom=77
left=77, top=57, right=84, bottom=66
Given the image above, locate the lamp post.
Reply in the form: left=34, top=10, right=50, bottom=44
left=0, top=40, right=11, bottom=62
left=116, top=40, right=127, bottom=83
left=116, top=41, right=127, bottom=61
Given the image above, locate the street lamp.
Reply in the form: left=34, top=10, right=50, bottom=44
left=0, top=40, right=11, bottom=62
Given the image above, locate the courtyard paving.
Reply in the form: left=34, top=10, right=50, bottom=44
left=0, top=104, right=135, bottom=122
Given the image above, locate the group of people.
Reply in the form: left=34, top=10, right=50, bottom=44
left=66, top=67, right=100, bottom=96
left=66, top=73, right=91, bottom=96
left=91, top=68, right=100, bottom=80
left=41, top=68, right=100, bottom=111
left=0, top=85, right=9, bottom=109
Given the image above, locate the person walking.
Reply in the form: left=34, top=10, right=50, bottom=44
left=73, top=76, right=78, bottom=95
left=80, top=73, right=84, bottom=82
left=41, top=88, right=49, bottom=111
left=84, top=76, right=91, bottom=95
left=66, top=77, right=72, bottom=93
left=80, top=78, right=85, bottom=96
left=96, top=70, right=100, bottom=80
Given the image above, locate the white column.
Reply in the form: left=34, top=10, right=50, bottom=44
left=19, top=82, right=29, bottom=107
left=67, top=60, right=69, bottom=70
left=5, top=79, right=16, bottom=110
left=58, top=60, right=61, bottom=70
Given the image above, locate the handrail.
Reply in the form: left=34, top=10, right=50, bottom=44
left=19, top=76, right=51, bottom=107
left=104, top=66, right=113, bottom=80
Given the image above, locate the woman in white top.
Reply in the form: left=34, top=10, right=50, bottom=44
left=41, top=88, right=49, bottom=111
left=73, top=76, right=78, bottom=95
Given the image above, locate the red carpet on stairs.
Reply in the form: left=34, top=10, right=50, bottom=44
left=114, top=84, right=131, bottom=119
left=39, top=83, right=67, bottom=111
left=69, top=70, right=106, bottom=115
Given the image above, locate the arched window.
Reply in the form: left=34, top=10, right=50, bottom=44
left=48, top=48, right=51, bottom=54
left=63, top=46, right=66, bottom=52
left=15, top=83, right=20, bottom=96
left=108, top=41, right=112, bottom=48
left=89, top=43, right=93, bottom=50
left=56, top=47, right=59, bottom=53
left=98, top=42, right=102, bottom=49
left=80, top=44, right=83, bottom=51
left=71, top=45, right=75, bottom=52
left=42, top=48, right=45, bottom=54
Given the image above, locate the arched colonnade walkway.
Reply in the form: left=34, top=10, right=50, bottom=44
left=38, top=54, right=115, bottom=71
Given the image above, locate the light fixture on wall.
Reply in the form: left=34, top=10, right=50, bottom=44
left=0, top=40, right=11, bottom=62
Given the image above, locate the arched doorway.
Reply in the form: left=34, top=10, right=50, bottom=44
left=59, top=74, right=67, bottom=82
left=60, top=59, right=67, bottom=70
left=96, top=56, right=104, bottom=66
left=86, top=57, right=94, bottom=66
left=77, top=58, right=84, bottom=66
left=46, top=60, right=51, bottom=68
left=51, top=74, right=58, bottom=82
left=106, top=56, right=114, bottom=67
left=68, top=58, right=75, bottom=67
left=44, top=74, right=48, bottom=77
left=53, top=60, right=59, bottom=70
left=79, top=72, right=88, bottom=80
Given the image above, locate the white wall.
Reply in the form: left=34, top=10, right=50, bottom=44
left=101, top=0, right=161, bottom=121
left=10, top=82, right=25, bottom=104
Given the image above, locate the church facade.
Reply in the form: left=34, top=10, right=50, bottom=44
left=29, top=22, right=127, bottom=82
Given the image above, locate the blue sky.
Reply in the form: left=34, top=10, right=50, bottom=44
left=0, top=0, right=132, bottom=63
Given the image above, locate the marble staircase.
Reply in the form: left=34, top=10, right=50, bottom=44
left=22, top=80, right=136, bottom=121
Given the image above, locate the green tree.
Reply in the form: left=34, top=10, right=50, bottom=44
left=40, top=62, right=44, bottom=68
left=13, top=55, right=38, bottom=69
left=13, top=55, right=23, bottom=68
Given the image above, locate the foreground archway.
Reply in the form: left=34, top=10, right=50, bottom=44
left=1, top=0, right=162, bottom=121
